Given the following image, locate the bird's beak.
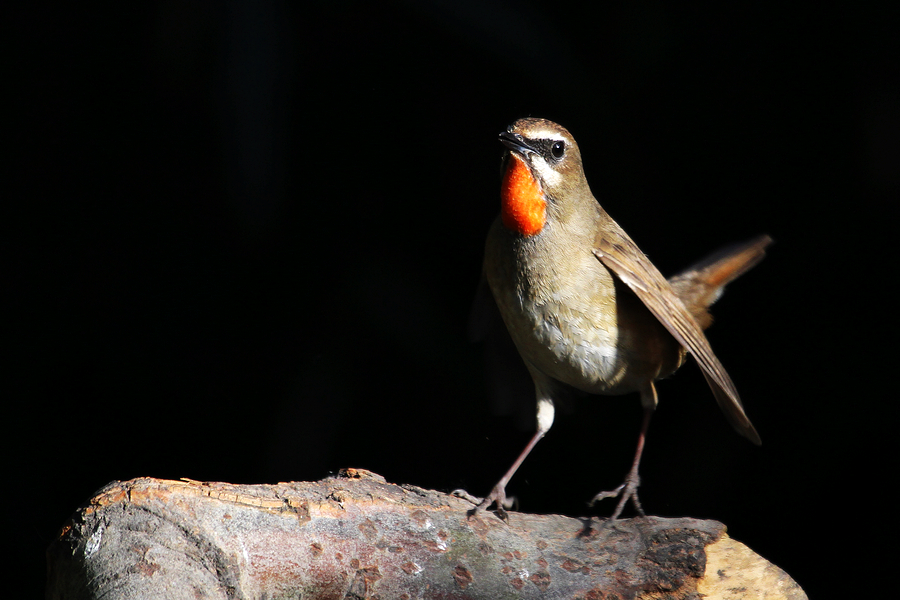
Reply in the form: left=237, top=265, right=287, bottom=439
left=499, top=131, right=537, bottom=156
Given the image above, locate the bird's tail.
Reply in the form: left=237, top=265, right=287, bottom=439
left=668, top=235, right=772, bottom=330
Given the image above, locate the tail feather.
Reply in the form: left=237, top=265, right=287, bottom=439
left=668, top=235, right=772, bottom=329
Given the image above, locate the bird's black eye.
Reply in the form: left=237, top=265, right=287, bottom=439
left=550, top=140, right=566, bottom=159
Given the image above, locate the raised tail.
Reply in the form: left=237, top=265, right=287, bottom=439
left=668, top=235, right=772, bottom=330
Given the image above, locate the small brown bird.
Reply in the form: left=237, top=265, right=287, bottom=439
left=465, top=117, right=769, bottom=520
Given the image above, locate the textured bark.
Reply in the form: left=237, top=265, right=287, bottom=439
left=46, top=469, right=806, bottom=599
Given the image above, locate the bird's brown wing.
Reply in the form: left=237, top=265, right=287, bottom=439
left=593, top=229, right=761, bottom=445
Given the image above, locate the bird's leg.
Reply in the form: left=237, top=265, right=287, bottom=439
left=454, top=397, right=554, bottom=520
left=590, top=405, right=654, bottom=520
left=475, top=428, right=546, bottom=519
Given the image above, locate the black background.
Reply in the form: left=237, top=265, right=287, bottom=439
left=10, top=2, right=896, bottom=597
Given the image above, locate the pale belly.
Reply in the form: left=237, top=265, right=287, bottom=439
left=491, top=269, right=676, bottom=397
left=495, top=285, right=640, bottom=395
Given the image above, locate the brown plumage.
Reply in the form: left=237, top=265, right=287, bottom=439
left=462, top=118, right=770, bottom=520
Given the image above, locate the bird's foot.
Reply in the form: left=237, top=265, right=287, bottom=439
left=589, top=471, right=645, bottom=521
left=451, top=484, right=515, bottom=522
left=450, top=489, right=482, bottom=505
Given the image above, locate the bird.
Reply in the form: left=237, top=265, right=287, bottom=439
left=462, top=117, right=770, bottom=521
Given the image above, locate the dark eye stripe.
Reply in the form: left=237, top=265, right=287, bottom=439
left=530, top=138, right=567, bottom=162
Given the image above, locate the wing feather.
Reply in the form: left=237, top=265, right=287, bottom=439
left=593, top=231, right=761, bottom=445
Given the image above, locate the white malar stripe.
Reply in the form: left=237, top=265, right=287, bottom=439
left=530, top=157, right=563, bottom=187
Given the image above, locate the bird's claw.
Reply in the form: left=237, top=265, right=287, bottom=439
left=589, top=473, right=644, bottom=521
left=590, top=483, right=626, bottom=503
left=450, top=489, right=483, bottom=505
left=452, top=486, right=515, bottom=521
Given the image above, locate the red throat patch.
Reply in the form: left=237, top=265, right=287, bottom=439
left=500, top=154, right=546, bottom=236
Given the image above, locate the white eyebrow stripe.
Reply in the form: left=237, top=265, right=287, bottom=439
left=531, top=130, right=568, bottom=142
